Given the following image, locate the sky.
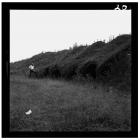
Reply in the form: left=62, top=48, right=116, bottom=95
left=10, top=10, right=131, bottom=62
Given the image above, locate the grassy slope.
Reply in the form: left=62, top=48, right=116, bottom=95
left=10, top=34, right=131, bottom=74
left=10, top=35, right=131, bottom=91
left=10, top=75, right=131, bottom=131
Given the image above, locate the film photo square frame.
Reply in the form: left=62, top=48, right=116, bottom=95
left=2, top=2, right=138, bottom=138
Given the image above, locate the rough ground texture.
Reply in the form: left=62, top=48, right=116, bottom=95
left=10, top=75, right=131, bottom=131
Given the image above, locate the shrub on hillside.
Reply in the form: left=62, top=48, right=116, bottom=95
left=59, top=62, right=78, bottom=79
left=48, top=65, right=61, bottom=78
left=77, top=60, right=97, bottom=79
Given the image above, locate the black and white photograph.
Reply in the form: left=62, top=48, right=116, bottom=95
left=2, top=2, right=138, bottom=138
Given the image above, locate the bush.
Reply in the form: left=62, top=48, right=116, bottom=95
left=60, top=63, right=78, bottom=79
left=77, top=61, right=97, bottom=79
left=49, top=65, right=61, bottom=78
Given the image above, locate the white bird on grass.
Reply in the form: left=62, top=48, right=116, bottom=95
left=25, top=109, right=32, bottom=115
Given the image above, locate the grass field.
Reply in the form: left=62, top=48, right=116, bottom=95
left=10, top=75, right=131, bottom=131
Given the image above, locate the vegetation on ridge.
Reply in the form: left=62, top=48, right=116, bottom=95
left=10, top=34, right=131, bottom=91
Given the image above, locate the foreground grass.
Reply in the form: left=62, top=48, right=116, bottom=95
left=10, top=75, right=131, bottom=131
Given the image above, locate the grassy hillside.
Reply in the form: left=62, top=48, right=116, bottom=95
left=10, top=34, right=132, bottom=131
left=10, top=75, right=131, bottom=131
left=10, top=34, right=131, bottom=91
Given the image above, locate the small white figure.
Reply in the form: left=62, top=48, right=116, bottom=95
left=25, top=109, right=32, bottom=115
left=28, top=63, right=36, bottom=78
left=29, top=64, right=35, bottom=70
